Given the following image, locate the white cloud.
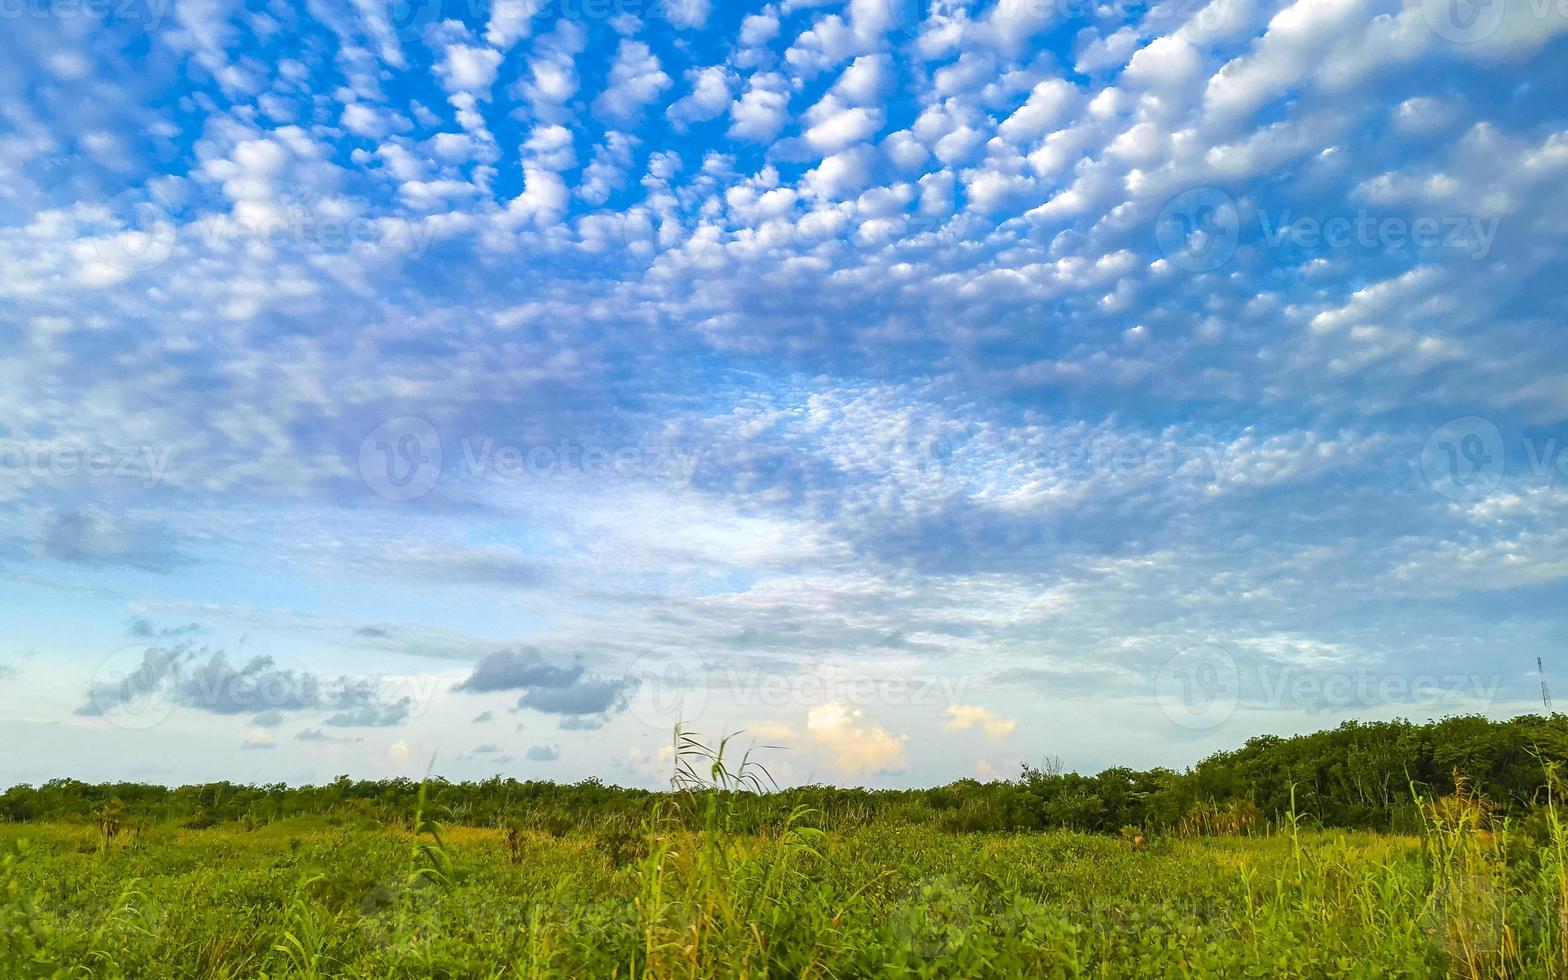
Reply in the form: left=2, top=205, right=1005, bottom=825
left=803, top=100, right=884, bottom=154
left=985, top=0, right=1061, bottom=51
left=486, top=0, right=543, bottom=49
left=806, top=704, right=907, bottom=772
left=340, top=103, right=406, bottom=140
left=933, top=125, right=985, bottom=165
left=594, top=41, right=672, bottom=125
left=48, top=50, right=93, bottom=80
left=918, top=169, right=954, bottom=215
left=398, top=178, right=482, bottom=211
left=964, top=169, right=1033, bottom=212
left=428, top=132, right=479, bottom=164
left=802, top=144, right=876, bottom=199
left=1106, top=121, right=1167, bottom=163
left=942, top=705, right=1017, bottom=740
left=832, top=53, right=892, bottom=103
left=516, top=20, right=586, bottom=122
left=1076, top=26, right=1140, bottom=74
left=523, top=124, right=577, bottom=172
left=662, top=0, right=712, bottom=28
left=740, top=10, right=781, bottom=46
left=437, top=45, right=504, bottom=96
left=508, top=167, right=569, bottom=226
left=1123, top=36, right=1203, bottom=89
left=668, top=66, right=736, bottom=129
left=883, top=130, right=929, bottom=169
left=729, top=71, right=791, bottom=141
left=578, top=132, right=639, bottom=205
left=997, top=79, right=1079, bottom=143
left=1203, top=0, right=1366, bottom=124
left=784, top=15, right=865, bottom=77
left=1391, top=97, right=1456, bottom=135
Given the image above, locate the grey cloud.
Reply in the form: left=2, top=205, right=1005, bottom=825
left=75, top=649, right=418, bottom=729
left=454, top=648, right=583, bottom=693
left=460, top=743, right=514, bottom=763
left=323, top=700, right=411, bottom=728
left=455, top=648, right=636, bottom=719
left=296, top=728, right=363, bottom=744
left=177, top=654, right=322, bottom=715
left=519, top=676, right=634, bottom=716
left=127, top=618, right=208, bottom=640
left=75, top=646, right=190, bottom=716
left=526, top=744, right=561, bottom=761
left=38, top=509, right=188, bottom=573
left=326, top=676, right=415, bottom=728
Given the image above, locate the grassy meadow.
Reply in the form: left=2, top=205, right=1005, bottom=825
left=4, top=810, right=1568, bottom=977
left=5, top=721, right=1568, bottom=978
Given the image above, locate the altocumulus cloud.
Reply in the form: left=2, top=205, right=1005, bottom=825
left=4, top=0, right=1568, bottom=784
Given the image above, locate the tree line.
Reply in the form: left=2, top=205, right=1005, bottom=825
left=3, top=714, right=1564, bottom=834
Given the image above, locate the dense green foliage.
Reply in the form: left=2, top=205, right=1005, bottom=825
left=4, top=720, right=1568, bottom=977
left=4, top=715, right=1564, bottom=836
left=3, top=779, right=1568, bottom=977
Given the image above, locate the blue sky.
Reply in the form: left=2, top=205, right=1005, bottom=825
left=1, top=0, right=1566, bottom=788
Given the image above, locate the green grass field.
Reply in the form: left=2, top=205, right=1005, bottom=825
left=6, top=725, right=1568, bottom=977
left=4, top=794, right=1567, bottom=978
